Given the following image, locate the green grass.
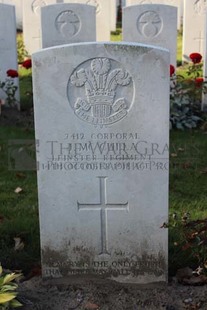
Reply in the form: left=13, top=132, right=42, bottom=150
left=170, top=130, right=207, bottom=216
left=111, top=28, right=122, bottom=41
left=169, top=130, right=207, bottom=274
left=0, top=128, right=39, bottom=272
left=177, top=30, right=182, bottom=65
left=19, top=69, right=33, bottom=111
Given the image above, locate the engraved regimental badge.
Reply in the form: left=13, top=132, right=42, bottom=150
left=137, top=11, right=163, bottom=38
left=67, top=58, right=133, bottom=126
left=55, top=10, right=80, bottom=38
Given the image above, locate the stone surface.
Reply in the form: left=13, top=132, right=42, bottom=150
left=0, top=0, right=23, bottom=29
left=126, top=0, right=181, bottom=29
left=0, top=3, right=19, bottom=108
left=183, top=0, right=207, bottom=62
left=123, top=4, right=177, bottom=67
left=32, top=42, right=169, bottom=284
left=41, top=3, right=96, bottom=48
left=22, top=0, right=56, bottom=55
left=63, top=0, right=111, bottom=41
left=110, top=0, right=117, bottom=31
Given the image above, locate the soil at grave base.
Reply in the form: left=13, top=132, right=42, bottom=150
left=0, top=107, right=34, bottom=128
left=17, top=276, right=207, bottom=310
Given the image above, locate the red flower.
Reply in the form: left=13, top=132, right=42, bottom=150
left=195, top=77, right=204, bottom=87
left=22, top=59, right=32, bottom=69
left=170, top=64, right=175, bottom=77
left=6, top=69, right=18, bottom=78
left=189, top=53, right=202, bottom=64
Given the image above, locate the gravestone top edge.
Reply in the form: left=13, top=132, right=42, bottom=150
left=0, top=3, right=15, bottom=9
left=123, top=3, right=178, bottom=10
left=32, top=41, right=170, bottom=57
left=41, top=3, right=96, bottom=9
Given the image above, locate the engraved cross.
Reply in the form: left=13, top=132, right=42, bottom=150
left=78, top=176, right=128, bottom=255
left=193, top=31, right=204, bottom=53
left=33, top=30, right=41, bottom=49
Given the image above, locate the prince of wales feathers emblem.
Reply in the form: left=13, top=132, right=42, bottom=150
left=70, top=58, right=132, bottom=123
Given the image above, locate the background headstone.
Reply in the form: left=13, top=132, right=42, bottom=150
left=126, top=0, right=181, bottom=29
left=41, top=3, right=96, bottom=48
left=23, top=0, right=57, bottom=55
left=0, top=0, right=22, bottom=29
left=63, top=0, right=111, bottom=41
left=123, top=4, right=177, bottom=67
left=110, top=0, right=117, bottom=31
left=0, top=4, right=19, bottom=108
left=32, top=42, right=169, bottom=284
left=182, top=0, right=207, bottom=62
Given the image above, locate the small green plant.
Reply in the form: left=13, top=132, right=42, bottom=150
left=170, top=53, right=206, bottom=130
left=0, top=265, right=22, bottom=309
left=169, top=212, right=207, bottom=275
left=17, top=33, right=28, bottom=64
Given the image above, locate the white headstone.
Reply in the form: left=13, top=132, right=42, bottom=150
left=41, top=3, right=96, bottom=48
left=0, top=0, right=23, bottom=29
left=32, top=42, right=169, bottom=284
left=63, top=0, right=111, bottom=41
left=126, top=0, right=181, bottom=29
left=0, top=4, right=19, bottom=108
left=123, top=4, right=177, bottom=67
left=182, top=0, right=206, bottom=62
left=22, top=0, right=57, bottom=55
left=110, top=0, right=117, bottom=31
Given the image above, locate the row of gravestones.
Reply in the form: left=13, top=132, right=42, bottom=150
left=0, top=2, right=205, bottom=285
left=1, top=0, right=207, bottom=61
left=25, top=2, right=178, bottom=68
left=0, top=1, right=178, bottom=111
left=1, top=0, right=207, bottom=109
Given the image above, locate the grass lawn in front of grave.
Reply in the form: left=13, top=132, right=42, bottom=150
left=0, top=127, right=40, bottom=274
left=169, top=130, right=207, bottom=275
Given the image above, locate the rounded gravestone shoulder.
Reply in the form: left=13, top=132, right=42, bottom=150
left=32, top=0, right=47, bottom=15
left=55, top=10, right=81, bottom=38
left=86, top=0, right=101, bottom=14
left=137, top=11, right=163, bottom=38
left=140, top=0, right=152, bottom=3
left=67, top=57, right=134, bottom=126
left=194, top=0, right=207, bottom=15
